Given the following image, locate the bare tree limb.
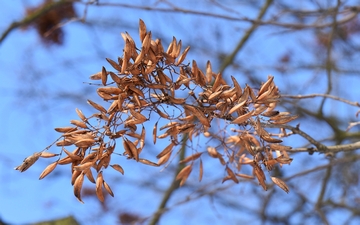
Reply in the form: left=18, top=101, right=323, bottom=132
left=219, top=0, right=273, bottom=73
left=282, top=94, right=360, bottom=107
left=0, top=0, right=78, bottom=45
left=149, top=134, right=188, bottom=225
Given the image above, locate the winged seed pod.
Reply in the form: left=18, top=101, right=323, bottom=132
left=15, top=152, right=42, bottom=172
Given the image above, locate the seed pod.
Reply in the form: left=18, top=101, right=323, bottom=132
left=74, top=172, right=85, bottom=203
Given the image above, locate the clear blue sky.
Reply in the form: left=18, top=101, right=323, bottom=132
left=1, top=1, right=360, bottom=225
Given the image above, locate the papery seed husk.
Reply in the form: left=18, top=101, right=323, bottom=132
left=85, top=169, right=95, bottom=183
left=110, top=164, right=124, bottom=175
left=179, top=152, right=203, bottom=164
left=254, top=164, right=267, bottom=191
left=231, top=76, right=242, bottom=98
left=269, top=144, right=292, bottom=151
left=54, top=126, right=77, bottom=133
left=231, top=110, right=254, bottom=124
left=122, top=137, right=133, bottom=158
left=90, top=72, right=102, bottom=80
left=73, top=161, right=94, bottom=171
left=176, top=164, right=192, bottom=186
left=226, top=166, right=239, bottom=184
left=97, top=87, right=122, bottom=95
left=275, top=155, right=293, bottom=164
left=96, top=153, right=110, bottom=172
left=139, top=19, right=147, bottom=42
left=166, top=36, right=176, bottom=55
left=75, top=108, right=86, bottom=122
left=109, top=71, right=122, bottom=84
left=271, top=115, right=299, bottom=124
left=106, top=58, right=122, bottom=72
left=74, top=172, right=85, bottom=203
left=156, top=142, right=175, bottom=159
left=130, top=108, right=147, bottom=122
left=139, top=158, right=159, bottom=167
left=175, top=46, right=190, bottom=66
left=212, top=73, right=223, bottom=92
left=71, top=170, right=82, bottom=185
left=157, top=150, right=172, bottom=166
left=38, top=161, right=57, bottom=180
left=96, top=172, right=104, bottom=202
left=184, top=105, right=210, bottom=127
left=58, top=156, right=73, bottom=165
left=103, top=180, right=114, bottom=197
left=40, top=152, right=59, bottom=158
left=248, top=85, right=257, bottom=103
left=63, top=148, right=83, bottom=161
left=258, top=76, right=274, bottom=97
left=262, top=110, right=279, bottom=117
left=173, top=39, right=182, bottom=58
left=261, top=135, right=283, bottom=143
left=101, top=66, right=107, bottom=86
left=271, top=176, right=289, bottom=193
left=87, top=99, right=107, bottom=113
left=70, top=120, right=87, bottom=129
left=236, top=173, right=254, bottom=179
left=127, top=138, right=139, bottom=161
left=56, top=139, right=73, bottom=147
left=74, top=139, right=95, bottom=148
left=142, top=31, right=151, bottom=53
left=207, top=147, right=218, bottom=158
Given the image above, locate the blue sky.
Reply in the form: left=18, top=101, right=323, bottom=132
left=1, top=1, right=360, bottom=225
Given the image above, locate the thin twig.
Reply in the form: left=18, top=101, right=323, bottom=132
left=149, top=134, right=188, bottom=225
left=282, top=93, right=360, bottom=107
left=0, top=0, right=77, bottom=45
left=89, top=2, right=358, bottom=29
left=219, top=0, right=273, bottom=73
left=261, top=123, right=328, bottom=152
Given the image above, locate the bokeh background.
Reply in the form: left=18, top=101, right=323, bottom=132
left=1, top=1, right=360, bottom=224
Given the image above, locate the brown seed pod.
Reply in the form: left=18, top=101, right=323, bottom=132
left=226, top=166, right=239, bottom=184
left=106, top=58, right=122, bottom=72
left=96, top=172, right=104, bottom=202
left=73, top=172, right=85, bottom=203
left=175, top=46, right=190, bottom=66
left=103, top=180, right=114, bottom=197
left=101, top=66, right=107, bottom=86
left=74, top=139, right=95, bottom=148
left=231, top=75, right=242, bottom=98
left=176, top=164, right=192, bottom=186
left=38, top=162, right=57, bottom=180
left=179, top=152, right=203, bottom=164
left=54, top=126, right=77, bottom=133
left=156, top=142, right=175, bottom=159
left=139, top=19, right=147, bottom=42
left=139, top=158, right=159, bottom=167
left=111, top=164, right=124, bottom=175
left=258, top=76, right=274, bottom=97
left=271, top=176, right=289, bottom=193
left=231, top=110, right=254, bottom=124
left=87, top=99, right=107, bottom=114
left=70, top=120, right=87, bottom=129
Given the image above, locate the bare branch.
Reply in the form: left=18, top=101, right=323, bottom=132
left=282, top=94, right=360, bottom=107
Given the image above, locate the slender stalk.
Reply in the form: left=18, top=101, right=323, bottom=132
left=219, top=0, right=273, bottom=73
left=149, top=134, right=188, bottom=225
left=0, top=0, right=75, bottom=44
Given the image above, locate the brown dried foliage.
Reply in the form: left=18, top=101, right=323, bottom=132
left=23, top=0, right=77, bottom=45
left=16, top=19, right=298, bottom=202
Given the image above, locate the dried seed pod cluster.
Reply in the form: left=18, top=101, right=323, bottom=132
left=16, top=19, right=298, bottom=202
